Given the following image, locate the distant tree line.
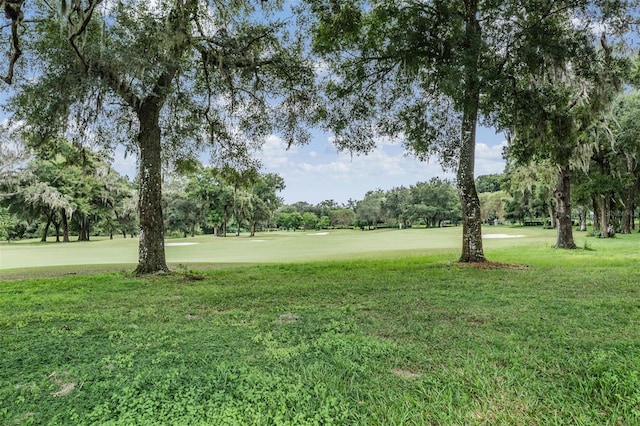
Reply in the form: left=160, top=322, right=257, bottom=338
left=274, top=178, right=461, bottom=231
left=0, top=138, right=137, bottom=242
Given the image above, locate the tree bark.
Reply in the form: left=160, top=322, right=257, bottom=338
left=135, top=101, right=169, bottom=275
left=620, top=154, right=636, bottom=234
left=599, top=194, right=609, bottom=238
left=41, top=210, right=53, bottom=242
left=592, top=195, right=600, bottom=232
left=458, top=0, right=485, bottom=263
left=52, top=213, right=61, bottom=242
left=77, top=215, right=90, bottom=241
left=554, top=164, right=576, bottom=249
left=61, top=208, right=70, bottom=242
left=548, top=204, right=557, bottom=229
left=136, top=102, right=169, bottom=275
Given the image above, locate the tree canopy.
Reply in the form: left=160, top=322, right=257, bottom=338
left=5, top=0, right=318, bottom=273
left=305, top=0, right=639, bottom=260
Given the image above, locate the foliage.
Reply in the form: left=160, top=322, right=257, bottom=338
left=277, top=211, right=303, bottom=231
left=174, top=165, right=284, bottom=237
left=0, top=138, right=134, bottom=242
left=355, top=190, right=384, bottom=229
left=478, top=191, right=509, bottom=225
left=408, top=178, right=460, bottom=227
left=304, top=0, right=639, bottom=261
left=0, top=206, right=17, bottom=240
left=475, top=174, right=503, bottom=194
left=6, top=0, right=318, bottom=273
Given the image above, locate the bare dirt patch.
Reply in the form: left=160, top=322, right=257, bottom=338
left=458, top=261, right=530, bottom=270
left=48, top=371, right=77, bottom=397
left=391, top=368, right=421, bottom=380
left=277, top=313, right=301, bottom=324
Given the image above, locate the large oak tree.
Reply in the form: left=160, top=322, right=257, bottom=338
left=4, top=0, right=317, bottom=274
left=305, top=0, right=637, bottom=261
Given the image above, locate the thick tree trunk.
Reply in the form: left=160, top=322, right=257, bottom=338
left=554, top=164, right=576, bottom=249
left=77, top=215, right=90, bottom=241
left=135, top=101, right=169, bottom=275
left=458, top=0, right=485, bottom=263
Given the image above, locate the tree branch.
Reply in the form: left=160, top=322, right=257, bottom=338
left=1, top=0, right=24, bottom=84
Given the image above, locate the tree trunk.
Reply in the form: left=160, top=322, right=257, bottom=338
left=135, top=101, right=169, bottom=275
left=548, top=204, right=557, bottom=229
left=578, top=210, right=586, bottom=232
left=554, top=164, right=576, bottom=249
left=620, top=155, right=636, bottom=234
left=592, top=195, right=600, bottom=232
left=599, top=194, right=609, bottom=238
left=458, top=0, right=485, bottom=263
left=608, top=194, right=616, bottom=237
left=77, top=215, right=90, bottom=241
left=41, top=210, right=53, bottom=242
left=52, top=213, right=61, bottom=242
left=61, top=209, right=70, bottom=242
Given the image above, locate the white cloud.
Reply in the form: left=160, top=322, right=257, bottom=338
left=475, top=140, right=507, bottom=176
left=111, top=146, right=138, bottom=179
left=259, top=134, right=298, bottom=169
left=257, top=133, right=464, bottom=204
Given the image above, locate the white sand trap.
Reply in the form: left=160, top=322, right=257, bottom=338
left=308, top=232, right=329, bottom=236
left=165, top=242, right=199, bottom=246
left=250, top=239, right=267, bottom=242
left=483, top=234, right=525, bottom=239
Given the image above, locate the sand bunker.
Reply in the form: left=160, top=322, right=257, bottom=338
left=165, top=242, right=199, bottom=246
left=482, top=234, right=525, bottom=239
left=308, top=232, right=329, bottom=236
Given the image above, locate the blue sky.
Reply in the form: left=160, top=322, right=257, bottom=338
left=256, top=127, right=507, bottom=205
left=111, top=126, right=507, bottom=205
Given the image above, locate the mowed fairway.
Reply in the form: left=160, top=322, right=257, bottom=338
left=2, top=226, right=556, bottom=275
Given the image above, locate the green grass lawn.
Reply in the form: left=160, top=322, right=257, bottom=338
left=1, top=228, right=639, bottom=424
